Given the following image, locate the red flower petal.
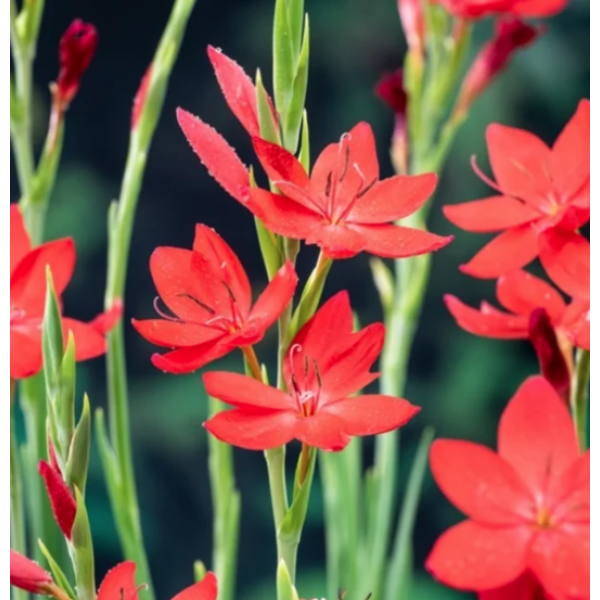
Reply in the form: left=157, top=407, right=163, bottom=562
left=498, top=376, right=579, bottom=496
left=89, top=299, right=123, bottom=334
left=547, top=451, right=590, bottom=524
left=248, top=188, right=319, bottom=240
left=204, top=409, right=297, bottom=450
left=97, top=561, right=139, bottom=600
left=308, top=224, right=365, bottom=259
left=132, top=319, right=224, bottom=348
left=294, top=412, right=351, bottom=451
left=176, top=108, right=249, bottom=203
left=443, top=196, right=538, bottom=233
left=486, top=124, right=552, bottom=208
left=478, top=572, right=554, bottom=600
left=131, top=64, right=152, bottom=130
left=203, top=371, right=294, bottom=411
left=539, top=229, right=590, bottom=301
left=61, top=318, right=108, bottom=361
left=10, top=549, right=53, bottom=594
left=444, top=295, right=528, bottom=339
left=430, top=439, right=533, bottom=524
left=549, top=99, right=590, bottom=203
left=172, top=572, right=218, bottom=600
left=512, top=0, right=570, bottom=18
left=529, top=526, right=590, bottom=600
left=10, top=329, right=43, bottom=380
left=561, top=299, right=590, bottom=351
left=344, top=122, right=379, bottom=189
left=252, top=137, right=311, bottom=189
left=10, top=205, right=31, bottom=276
left=10, top=238, right=76, bottom=316
left=426, top=520, right=530, bottom=591
left=38, top=460, right=76, bottom=539
left=324, top=395, right=419, bottom=437
left=207, top=46, right=262, bottom=136
left=350, top=224, right=452, bottom=259
left=496, top=270, right=566, bottom=321
left=192, top=224, right=252, bottom=318
left=151, top=342, right=231, bottom=374
left=249, top=260, right=298, bottom=330
left=460, top=224, right=538, bottom=278
left=346, top=173, right=437, bottom=224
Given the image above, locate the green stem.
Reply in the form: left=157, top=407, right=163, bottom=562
left=11, top=402, right=29, bottom=600
left=101, top=1, right=197, bottom=596
left=208, top=397, right=240, bottom=600
left=570, top=349, right=590, bottom=451
left=264, top=446, right=290, bottom=564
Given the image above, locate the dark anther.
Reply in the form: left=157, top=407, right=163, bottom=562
left=221, top=280, right=237, bottom=303
left=303, top=355, right=309, bottom=377
left=356, top=177, right=377, bottom=198
left=339, top=145, right=350, bottom=181
left=291, top=374, right=301, bottom=396
left=325, top=172, right=333, bottom=197
left=176, top=293, right=216, bottom=315
left=313, top=359, right=322, bottom=389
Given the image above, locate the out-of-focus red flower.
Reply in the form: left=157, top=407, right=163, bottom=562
left=10, top=550, right=53, bottom=594
left=432, top=0, right=568, bottom=19
left=398, top=0, right=426, bottom=56
left=55, top=19, right=98, bottom=108
left=39, top=460, right=77, bottom=540
left=427, top=376, right=590, bottom=600
left=97, top=562, right=218, bottom=600
left=375, top=70, right=409, bottom=174
left=247, top=123, right=451, bottom=259
left=444, top=100, right=590, bottom=278
left=479, top=571, right=557, bottom=600
left=455, top=19, right=542, bottom=117
left=133, top=224, right=298, bottom=374
left=10, top=205, right=121, bottom=380
left=131, top=64, right=152, bottom=130
left=204, top=292, right=419, bottom=451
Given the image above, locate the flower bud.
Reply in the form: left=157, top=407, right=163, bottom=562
left=398, top=0, right=426, bottom=57
left=10, top=549, right=53, bottom=594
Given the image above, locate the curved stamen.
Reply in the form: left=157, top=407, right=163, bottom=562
left=470, top=155, right=505, bottom=194
left=153, top=297, right=183, bottom=323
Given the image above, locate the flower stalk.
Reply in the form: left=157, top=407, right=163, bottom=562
left=570, top=349, right=590, bottom=451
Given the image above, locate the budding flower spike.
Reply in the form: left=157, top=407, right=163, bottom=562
left=248, top=123, right=452, bottom=259
left=203, top=291, right=420, bottom=451
left=427, top=376, right=589, bottom=600
left=10, top=205, right=121, bottom=379
left=432, top=0, right=569, bottom=19
left=10, top=550, right=53, bottom=594
left=444, top=100, right=590, bottom=278
left=133, top=224, right=298, bottom=374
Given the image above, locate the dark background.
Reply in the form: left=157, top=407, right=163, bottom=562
left=13, top=0, right=589, bottom=598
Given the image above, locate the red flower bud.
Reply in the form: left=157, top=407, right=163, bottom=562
left=56, top=19, right=98, bottom=108
left=455, top=18, right=542, bottom=116
left=10, top=549, right=53, bottom=594
left=39, top=460, right=77, bottom=540
left=528, top=308, right=571, bottom=404
left=398, top=0, right=426, bottom=56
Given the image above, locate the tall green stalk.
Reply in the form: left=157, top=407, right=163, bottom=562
left=570, top=349, right=590, bottom=451
left=99, top=1, right=197, bottom=596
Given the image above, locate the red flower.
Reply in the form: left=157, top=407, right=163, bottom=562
left=427, top=376, right=590, bottom=599
left=55, top=19, right=98, bottom=108
left=445, top=269, right=589, bottom=350
left=10, top=205, right=121, bottom=380
left=455, top=19, right=542, bottom=116
left=432, top=0, right=568, bottom=19
left=203, top=292, right=419, bottom=451
left=444, top=100, right=590, bottom=278
left=97, top=561, right=218, bottom=600
left=133, top=224, right=298, bottom=374
left=398, top=0, right=425, bottom=56
left=479, top=572, right=557, bottom=600
left=10, top=550, right=53, bottom=594
left=247, top=123, right=451, bottom=259
left=39, top=459, right=77, bottom=540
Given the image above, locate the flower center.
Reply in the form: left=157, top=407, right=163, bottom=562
left=536, top=506, right=554, bottom=529
left=288, top=344, right=322, bottom=417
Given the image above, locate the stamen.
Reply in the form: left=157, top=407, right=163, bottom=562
left=325, top=172, right=333, bottom=197
left=176, top=293, right=216, bottom=315
left=339, top=144, right=350, bottom=181
left=153, top=297, right=183, bottom=322
left=470, top=155, right=504, bottom=194
left=313, top=359, right=322, bottom=390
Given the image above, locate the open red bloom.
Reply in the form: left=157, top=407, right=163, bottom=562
left=427, top=376, right=590, bottom=599
left=133, top=224, right=297, bottom=374
left=10, top=205, right=120, bottom=380
left=10, top=550, right=53, bottom=594
left=433, top=0, right=568, bottom=19
left=97, top=561, right=218, bottom=600
left=479, top=571, right=560, bottom=600
left=445, top=269, right=589, bottom=351
left=444, top=100, right=590, bottom=278
left=203, top=291, right=419, bottom=451
left=55, top=19, right=98, bottom=108
left=247, top=123, right=451, bottom=259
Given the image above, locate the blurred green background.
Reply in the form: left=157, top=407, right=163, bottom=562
left=11, top=0, right=589, bottom=598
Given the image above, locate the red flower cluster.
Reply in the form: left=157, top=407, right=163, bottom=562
left=433, top=0, right=568, bottom=19
left=427, top=377, right=590, bottom=600
left=10, top=552, right=218, bottom=600
left=10, top=205, right=120, bottom=380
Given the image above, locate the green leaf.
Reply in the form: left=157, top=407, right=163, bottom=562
left=94, top=409, right=121, bottom=505
left=370, top=258, right=395, bottom=314
left=282, top=15, right=309, bottom=153
left=256, top=69, right=281, bottom=145
left=287, top=0, right=305, bottom=56
left=277, top=560, right=300, bottom=600
left=42, top=268, right=64, bottom=391
left=57, top=332, right=76, bottom=454
left=273, top=0, right=296, bottom=124
left=298, top=110, right=310, bottom=173
left=385, top=428, right=435, bottom=600
left=38, top=540, right=77, bottom=600
left=71, top=489, right=96, bottom=600
left=66, top=395, right=91, bottom=496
